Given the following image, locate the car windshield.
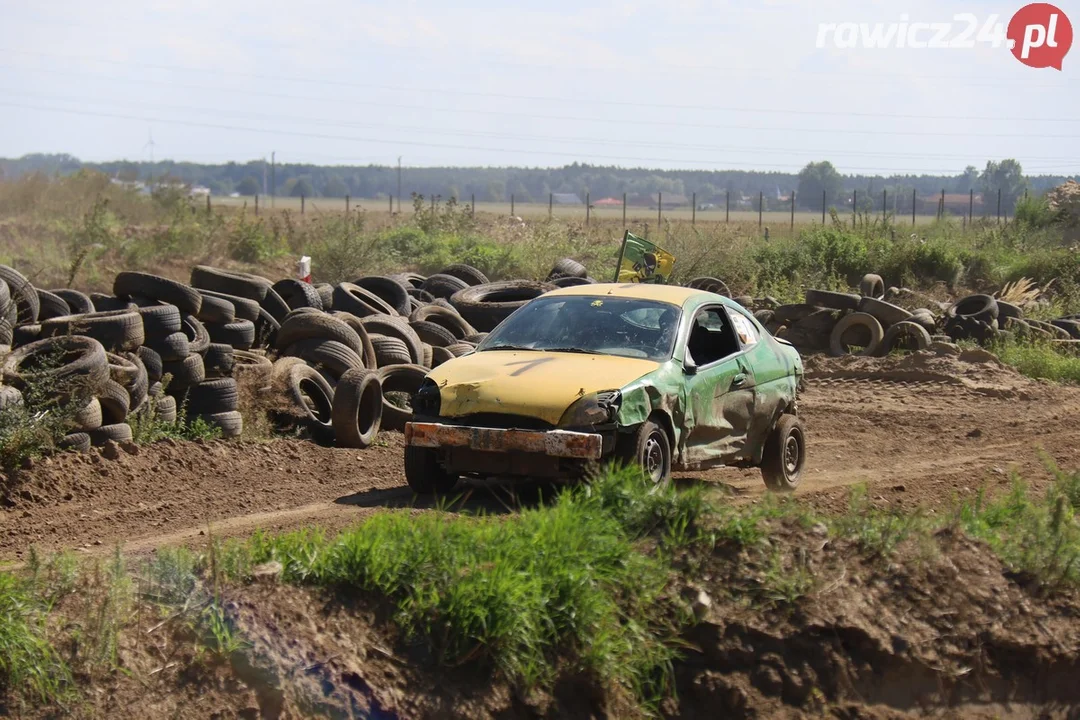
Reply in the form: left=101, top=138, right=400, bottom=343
left=478, top=295, right=681, bottom=361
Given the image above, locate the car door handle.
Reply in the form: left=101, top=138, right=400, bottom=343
left=731, top=373, right=747, bottom=388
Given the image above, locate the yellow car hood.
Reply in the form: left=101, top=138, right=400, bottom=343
left=427, top=350, right=660, bottom=426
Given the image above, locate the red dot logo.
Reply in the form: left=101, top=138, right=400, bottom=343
left=1008, top=3, right=1073, bottom=70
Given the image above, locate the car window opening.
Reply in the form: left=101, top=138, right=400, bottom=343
left=687, top=308, right=741, bottom=366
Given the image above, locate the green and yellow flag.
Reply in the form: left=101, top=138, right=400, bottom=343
left=613, top=231, right=676, bottom=284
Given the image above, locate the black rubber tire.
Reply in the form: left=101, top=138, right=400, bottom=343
left=283, top=339, right=365, bottom=379
left=106, top=352, right=140, bottom=386
left=445, top=343, right=474, bottom=358
left=858, top=274, right=885, bottom=300
left=421, top=343, right=433, bottom=368
left=203, top=343, right=235, bottom=378
left=761, top=415, right=806, bottom=492
left=314, top=283, right=334, bottom=310
left=410, top=320, right=457, bottom=348
left=154, top=394, right=178, bottom=423
left=857, top=297, right=913, bottom=329
left=358, top=316, right=423, bottom=364
left=284, top=307, right=322, bottom=321
left=124, top=353, right=149, bottom=411
left=89, top=423, right=133, bottom=446
left=272, top=279, right=323, bottom=312
left=409, top=305, right=474, bottom=339
left=260, top=287, right=291, bottom=323
left=1051, top=319, right=1080, bottom=339
left=138, top=304, right=183, bottom=339
left=329, top=313, right=377, bottom=370
left=98, top=379, right=131, bottom=424
left=88, top=294, right=135, bottom=312
left=614, top=418, right=672, bottom=484
left=275, top=313, right=364, bottom=356
left=438, top=263, right=489, bottom=287
left=190, top=266, right=271, bottom=302
left=35, top=289, right=71, bottom=320
left=162, top=353, right=206, bottom=390
left=394, top=272, right=427, bottom=289
left=995, top=300, right=1023, bottom=322
left=404, top=445, right=458, bottom=494
left=145, top=332, right=191, bottom=362
left=332, top=368, right=383, bottom=448
left=376, top=364, right=427, bottom=432
left=195, top=293, right=236, bottom=325
left=59, top=432, right=92, bottom=453
left=352, top=276, right=411, bottom=316
left=0, top=265, right=40, bottom=323
left=370, top=335, right=412, bottom=367
left=180, top=315, right=210, bottom=355
left=549, top=258, right=587, bottom=280
left=421, top=273, right=470, bottom=300
left=11, top=323, right=41, bottom=348
left=407, top=287, right=436, bottom=304
left=883, top=321, right=932, bottom=354
left=773, top=304, right=820, bottom=326
left=40, top=310, right=145, bottom=352
left=196, top=410, right=243, bottom=438
left=1029, top=319, right=1072, bottom=340
left=805, top=289, right=861, bottom=312
left=431, top=346, right=454, bottom=368
left=49, top=289, right=95, bottom=315
left=947, top=295, right=999, bottom=323
left=253, top=307, right=280, bottom=350
left=754, top=310, right=775, bottom=326
left=463, top=333, right=488, bottom=344
left=686, top=277, right=730, bottom=296
left=1, top=335, right=110, bottom=397
left=206, top=319, right=256, bottom=350
left=549, top=276, right=590, bottom=288
left=232, top=350, right=273, bottom=387
left=198, top=289, right=260, bottom=322
left=829, top=312, right=884, bottom=357
left=186, top=378, right=239, bottom=415
left=114, top=272, right=202, bottom=316
left=332, top=282, right=398, bottom=318
left=449, top=280, right=557, bottom=332
left=138, top=345, right=164, bottom=383
left=273, top=358, right=335, bottom=443
left=71, top=397, right=103, bottom=431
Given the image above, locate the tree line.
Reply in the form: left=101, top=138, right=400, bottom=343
left=0, top=154, right=1071, bottom=213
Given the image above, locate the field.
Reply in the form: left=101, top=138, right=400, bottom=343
left=1, top=171, right=1079, bottom=719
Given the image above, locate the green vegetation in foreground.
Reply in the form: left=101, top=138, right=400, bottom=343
left=987, top=338, right=1080, bottom=384
left=1, top=463, right=1079, bottom=713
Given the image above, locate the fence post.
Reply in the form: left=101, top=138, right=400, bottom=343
left=622, top=192, right=626, bottom=226
left=969, top=189, right=973, bottom=225
left=206, top=194, right=211, bottom=215
left=586, top=192, right=590, bottom=225
left=431, top=195, right=436, bottom=213
left=912, top=188, right=916, bottom=226
left=822, top=189, right=826, bottom=224
left=389, top=195, right=393, bottom=214
left=758, top=191, right=763, bottom=229
left=549, top=193, right=553, bottom=219
left=511, top=194, right=515, bottom=216
left=882, top=189, right=886, bottom=221
left=301, top=195, right=305, bottom=215
left=692, top=192, right=696, bottom=225
left=345, top=195, right=350, bottom=213
left=997, top=188, right=1002, bottom=222
left=940, top=189, right=945, bottom=221
left=790, top=192, right=795, bottom=232
left=658, top=192, right=662, bottom=226
left=471, top=193, right=475, bottom=215
left=726, top=190, right=730, bottom=223
left=255, top=194, right=259, bottom=216
left=852, top=190, right=857, bottom=226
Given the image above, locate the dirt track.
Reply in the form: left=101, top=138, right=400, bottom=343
left=2, top=350, right=1079, bottom=562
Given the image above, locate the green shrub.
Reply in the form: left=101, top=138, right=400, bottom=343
left=0, top=573, right=70, bottom=704
left=1014, top=194, right=1062, bottom=229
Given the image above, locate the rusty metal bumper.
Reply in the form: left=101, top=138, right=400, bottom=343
left=405, top=422, right=603, bottom=460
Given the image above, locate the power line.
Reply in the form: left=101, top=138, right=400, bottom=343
left=4, top=65, right=1079, bottom=141
left=4, top=100, right=1078, bottom=175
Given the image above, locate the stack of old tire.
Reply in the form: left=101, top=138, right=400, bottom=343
left=943, top=294, right=1080, bottom=347
left=757, top=274, right=939, bottom=357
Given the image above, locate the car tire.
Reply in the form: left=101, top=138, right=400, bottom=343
left=36, top=289, right=71, bottom=321
left=377, top=364, right=427, bottom=431
left=761, top=414, right=806, bottom=492
left=207, top=319, right=256, bottom=350
left=0, top=265, right=41, bottom=323
left=351, top=276, right=411, bottom=316
left=615, top=418, right=672, bottom=485
left=686, top=277, right=730, bottom=296
left=805, top=289, right=861, bottom=312
left=857, top=296, right=912, bottom=328
left=404, top=445, right=458, bottom=494
left=359, top=315, right=424, bottom=364
left=198, top=289, right=260, bottom=322
left=882, top=321, right=932, bottom=354
left=50, top=289, right=94, bottom=315
left=829, top=312, right=884, bottom=357
left=333, top=282, right=398, bottom=317
left=275, top=313, right=363, bottom=356
left=438, top=263, right=489, bottom=286
left=332, top=368, right=383, bottom=448
left=114, top=272, right=202, bottom=316
left=271, top=279, right=323, bottom=312
left=422, top=273, right=470, bottom=300
left=190, top=266, right=271, bottom=303
left=450, top=280, right=557, bottom=332
left=858, top=273, right=885, bottom=300
left=548, top=258, right=587, bottom=280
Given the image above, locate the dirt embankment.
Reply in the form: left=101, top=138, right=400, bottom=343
left=3, top=350, right=1080, bottom=563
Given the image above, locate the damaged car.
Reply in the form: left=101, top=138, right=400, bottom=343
left=404, top=283, right=805, bottom=493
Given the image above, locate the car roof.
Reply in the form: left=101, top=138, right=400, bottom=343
left=544, top=283, right=735, bottom=309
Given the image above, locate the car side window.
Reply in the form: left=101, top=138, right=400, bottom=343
left=686, top=307, right=741, bottom=367
left=728, top=310, right=759, bottom=347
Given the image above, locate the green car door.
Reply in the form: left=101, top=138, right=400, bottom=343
left=678, top=304, right=757, bottom=469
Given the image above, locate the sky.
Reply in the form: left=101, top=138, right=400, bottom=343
left=0, top=0, right=1078, bottom=176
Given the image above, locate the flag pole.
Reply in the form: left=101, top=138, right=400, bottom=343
left=612, top=230, right=630, bottom=283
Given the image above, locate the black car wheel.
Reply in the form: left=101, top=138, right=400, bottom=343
left=762, top=414, right=806, bottom=492
left=616, top=419, right=672, bottom=484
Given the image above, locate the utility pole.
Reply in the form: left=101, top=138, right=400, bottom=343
left=270, top=151, right=276, bottom=209
left=397, top=156, right=402, bottom=215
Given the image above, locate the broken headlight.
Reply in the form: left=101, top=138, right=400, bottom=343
left=559, top=390, right=621, bottom=427
left=412, top=379, right=441, bottom=417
